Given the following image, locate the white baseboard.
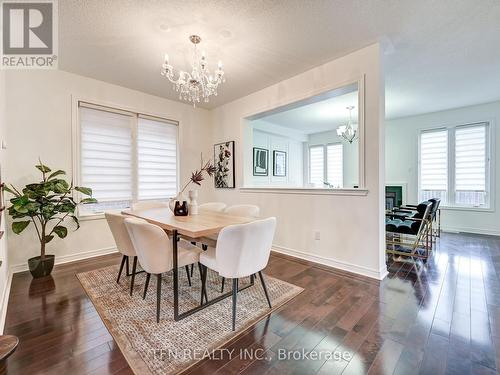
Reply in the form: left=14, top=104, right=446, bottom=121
left=442, top=226, right=500, bottom=237
left=10, top=246, right=118, bottom=274
left=0, top=268, right=13, bottom=334
left=272, top=245, right=387, bottom=280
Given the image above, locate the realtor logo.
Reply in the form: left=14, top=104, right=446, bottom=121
left=1, top=0, right=58, bottom=69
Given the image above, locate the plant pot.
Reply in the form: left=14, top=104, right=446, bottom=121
left=28, top=255, right=55, bottom=278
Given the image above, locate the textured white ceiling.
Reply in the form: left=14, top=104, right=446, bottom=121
left=253, top=88, right=358, bottom=134
left=59, top=0, right=500, bottom=118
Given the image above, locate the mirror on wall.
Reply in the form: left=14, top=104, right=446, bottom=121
left=244, top=82, right=360, bottom=189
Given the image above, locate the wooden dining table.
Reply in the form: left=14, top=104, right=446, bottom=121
left=122, top=207, right=255, bottom=321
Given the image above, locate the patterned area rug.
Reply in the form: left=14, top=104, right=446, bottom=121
left=77, top=265, right=303, bottom=374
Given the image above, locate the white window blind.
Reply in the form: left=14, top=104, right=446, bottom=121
left=420, top=129, right=448, bottom=203
left=138, top=116, right=178, bottom=200
left=78, top=103, right=179, bottom=215
left=327, top=143, right=343, bottom=188
left=455, top=123, right=487, bottom=207
left=80, top=107, right=134, bottom=203
left=309, top=146, right=324, bottom=186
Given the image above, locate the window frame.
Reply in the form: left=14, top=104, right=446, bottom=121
left=72, top=99, right=180, bottom=219
left=418, top=121, right=494, bottom=211
left=308, top=142, right=344, bottom=188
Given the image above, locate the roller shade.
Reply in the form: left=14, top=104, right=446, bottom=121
left=309, top=146, right=324, bottom=187
left=137, top=116, right=178, bottom=200
left=80, top=106, right=134, bottom=202
left=455, top=123, right=487, bottom=206
left=327, top=143, right=343, bottom=188
left=419, top=129, right=448, bottom=202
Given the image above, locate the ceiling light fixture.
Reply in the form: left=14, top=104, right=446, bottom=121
left=336, top=106, right=358, bottom=144
left=161, top=35, right=225, bottom=106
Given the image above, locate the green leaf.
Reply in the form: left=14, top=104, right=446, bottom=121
left=80, top=198, right=98, bottom=204
left=75, top=186, right=92, bottom=196
left=36, top=164, right=51, bottom=174
left=12, top=221, right=30, bottom=234
left=53, top=181, right=70, bottom=194
left=3, top=184, right=20, bottom=197
left=53, top=225, right=67, bottom=239
left=44, top=235, right=54, bottom=243
left=47, top=170, right=66, bottom=180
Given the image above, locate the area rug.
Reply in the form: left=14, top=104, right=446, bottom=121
left=77, top=265, right=303, bottom=374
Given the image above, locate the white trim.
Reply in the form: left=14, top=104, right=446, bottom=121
left=442, top=226, right=500, bottom=237
left=272, top=245, right=387, bottom=280
left=0, top=268, right=13, bottom=334
left=241, top=75, right=366, bottom=189
left=240, top=187, right=368, bottom=196
left=72, top=96, right=181, bottom=215
left=10, top=246, right=118, bottom=274
left=417, top=120, right=495, bottom=210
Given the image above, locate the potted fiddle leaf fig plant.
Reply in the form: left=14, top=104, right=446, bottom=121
left=4, top=161, right=97, bottom=278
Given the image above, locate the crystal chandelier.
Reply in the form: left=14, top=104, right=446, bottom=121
left=161, top=35, right=225, bottom=106
left=336, top=106, right=358, bottom=143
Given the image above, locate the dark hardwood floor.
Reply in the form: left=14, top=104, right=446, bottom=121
left=2, top=232, right=500, bottom=374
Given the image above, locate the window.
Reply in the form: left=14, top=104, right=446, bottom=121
left=309, top=143, right=343, bottom=188
left=419, top=122, right=490, bottom=208
left=309, top=146, right=324, bottom=186
left=419, top=129, right=448, bottom=203
left=327, top=144, right=343, bottom=188
left=78, top=102, right=178, bottom=214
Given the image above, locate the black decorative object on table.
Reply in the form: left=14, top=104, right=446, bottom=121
left=174, top=201, right=189, bottom=216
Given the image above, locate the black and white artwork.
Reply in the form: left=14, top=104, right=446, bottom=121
left=273, top=150, right=287, bottom=177
left=214, top=141, right=235, bottom=188
left=253, top=147, right=269, bottom=176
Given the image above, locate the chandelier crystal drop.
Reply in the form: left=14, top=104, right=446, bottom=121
left=161, top=35, right=225, bottom=106
left=336, top=106, right=358, bottom=144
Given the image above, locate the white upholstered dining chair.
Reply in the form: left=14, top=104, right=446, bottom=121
left=223, top=204, right=260, bottom=218
left=105, top=212, right=144, bottom=296
left=218, top=204, right=260, bottom=292
left=132, top=200, right=169, bottom=210
left=199, top=217, right=277, bottom=330
left=124, top=217, right=203, bottom=322
left=198, top=202, right=227, bottom=213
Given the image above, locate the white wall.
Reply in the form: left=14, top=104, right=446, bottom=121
left=210, top=44, right=387, bottom=279
left=0, top=70, right=10, bottom=332
left=386, top=100, right=500, bottom=235
left=307, top=130, right=359, bottom=188
left=4, top=70, right=212, bottom=269
left=251, top=128, right=304, bottom=187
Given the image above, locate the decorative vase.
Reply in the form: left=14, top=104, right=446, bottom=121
left=28, top=254, right=55, bottom=278
left=169, top=192, right=187, bottom=213
left=174, top=201, right=189, bottom=216
left=188, top=190, right=198, bottom=215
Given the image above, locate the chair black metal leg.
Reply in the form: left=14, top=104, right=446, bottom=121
left=130, top=256, right=138, bottom=296
left=143, top=273, right=151, bottom=300
left=190, top=264, right=194, bottom=277
left=232, top=278, right=238, bottom=331
left=156, top=274, right=162, bottom=323
left=117, top=255, right=127, bottom=283
left=200, top=265, right=208, bottom=306
left=125, top=256, right=130, bottom=276
left=250, top=274, right=255, bottom=284
left=202, top=244, right=208, bottom=251
left=258, top=271, right=272, bottom=309
left=221, top=277, right=225, bottom=293
left=185, top=265, right=192, bottom=286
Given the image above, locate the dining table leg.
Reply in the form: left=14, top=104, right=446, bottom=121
left=172, top=229, right=179, bottom=321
